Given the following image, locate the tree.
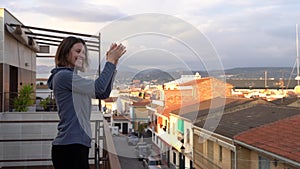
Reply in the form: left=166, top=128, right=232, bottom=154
left=13, top=84, right=34, bottom=112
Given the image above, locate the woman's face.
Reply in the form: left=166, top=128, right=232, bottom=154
left=68, top=42, right=86, bottom=70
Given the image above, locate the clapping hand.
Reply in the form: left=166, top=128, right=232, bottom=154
left=106, top=43, right=126, bottom=65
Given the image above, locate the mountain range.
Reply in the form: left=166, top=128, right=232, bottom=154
left=37, top=65, right=298, bottom=83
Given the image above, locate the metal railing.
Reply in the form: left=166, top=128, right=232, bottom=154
left=0, top=111, right=122, bottom=169
left=0, top=91, right=57, bottom=112
left=94, top=119, right=122, bottom=169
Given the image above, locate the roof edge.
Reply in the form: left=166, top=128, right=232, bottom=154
left=234, top=139, right=300, bottom=167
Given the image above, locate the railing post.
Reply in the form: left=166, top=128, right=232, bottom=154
left=99, top=117, right=104, bottom=169
left=95, top=120, right=99, bottom=169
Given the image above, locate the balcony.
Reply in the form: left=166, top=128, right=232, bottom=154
left=0, top=111, right=121, bottom=169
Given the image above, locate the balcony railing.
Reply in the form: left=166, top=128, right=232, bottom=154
left=0, top=91, right=57, bottom=112
left=0, top=111, right=121, bottom=169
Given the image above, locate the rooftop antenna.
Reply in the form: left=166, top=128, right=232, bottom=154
left=295, top=24, right=300, bottom=84
left=294, top=24, right=300, bottom=97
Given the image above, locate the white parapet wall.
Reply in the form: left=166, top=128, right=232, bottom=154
left=0, top=111, right=102, bottom=168
left=0, top=112, right=3, bottom=168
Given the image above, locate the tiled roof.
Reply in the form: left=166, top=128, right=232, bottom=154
left=234, top=114, right=300, bottom=163
left=103, top=97, right=118, bottom=102
left=119, top=95, right=143, bottom=102
left=194, top=105, right=300, bottom=138
left=112, top=115, right=130, bottom=121
left=147, top=103, right=161, bottom=109
left=131, top=99, right=151, bottom=106
left=177, top=77, right=211, bottom=86
left=178, top=77, right=233, bottom=87
left=270, top=97, right=298, bottom=106
left=171, top=97, right=254, bottom=121
left=157, top=100, right=201, bottom=118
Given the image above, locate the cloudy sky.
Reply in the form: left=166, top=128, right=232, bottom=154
left=2, top=0, right=300, bottom=73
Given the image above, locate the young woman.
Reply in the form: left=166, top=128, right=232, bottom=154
left=47, top=36, right=126, bottom=169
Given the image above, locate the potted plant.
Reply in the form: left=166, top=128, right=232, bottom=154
left=13, top=84, right=34, bottom=112
left=40, top=96, right=56, bottom=111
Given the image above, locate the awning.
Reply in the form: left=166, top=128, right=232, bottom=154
left=5, top=23, right=100, bottom=55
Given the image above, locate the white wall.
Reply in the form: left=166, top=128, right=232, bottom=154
left=0, top=111, right=102, bottom=167
left=0, top=112, right=58, bottom=167
left=0, top=9, right=4, bottom=64
left=3, top=9, right=36, bottom=71
left=0, top=10, right=4, bottom=168
left=0, top=112, right=3, bottom=168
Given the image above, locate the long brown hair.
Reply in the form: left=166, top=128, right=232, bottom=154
left=55, top=36, right=89, bottom=69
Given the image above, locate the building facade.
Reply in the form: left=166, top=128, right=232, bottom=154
left=193, top=104, right=300, bottom=169
left=0, top=8, right=37, bottom=112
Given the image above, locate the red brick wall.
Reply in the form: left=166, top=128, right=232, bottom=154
left=196, top=78, right=232, bottom=101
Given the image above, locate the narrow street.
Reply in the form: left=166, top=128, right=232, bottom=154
left=112, top=134, right=162, bottom=169
left=112, top=135, right=145, bottom=169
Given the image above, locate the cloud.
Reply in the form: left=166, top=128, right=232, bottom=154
left=5, top=0, right=127, bottom=22
left=184, top=0, right=300, bottom=68
left=3, top=0, right=300, bottom=70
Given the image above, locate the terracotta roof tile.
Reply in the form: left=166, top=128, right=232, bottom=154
left=177, top=77, right=211, bottom=86
left=131, top=99, right=151, bottom=106
left=112, top=115, right=130, bottom=121
left=174, top=97, right=254, bottom=121
left=194, top=105, right=300, bottom=138
left=103, top=97, right=118, bottom=102
left=234, top=114, right=300, bottom=163
left=178, top=77, right=233, bottom=88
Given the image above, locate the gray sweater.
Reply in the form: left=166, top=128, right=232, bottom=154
left=47, top=62, right=116, bottom=147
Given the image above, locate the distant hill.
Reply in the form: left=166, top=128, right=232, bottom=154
left=130, top=67, right=296, bottom=84
left=223, top=67, right=295, bottom=79
left=132, top=69, right=175, bottom=84
left=37, top=65, right=54, bottom=74
left=37, top=65, right=297, bottom=84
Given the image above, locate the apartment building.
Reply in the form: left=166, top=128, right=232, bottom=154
left=0, top=8, right=37, bottom=112
left=193, top=104, right=300, bottom=169
left=234, top=113, right=300, bottom=169
left=168, top=97, right=255, bottom=169
left=146, top=74, right=234, bottom=168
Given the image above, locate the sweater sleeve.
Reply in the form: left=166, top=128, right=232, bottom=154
left=95, top=70, right=117, bottom=99
left=94, top=62, right=116, bottom=99
left=61, top=62, right=116, bottom=98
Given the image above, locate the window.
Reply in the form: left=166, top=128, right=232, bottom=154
left=173, top=152, right=176, bottom=164
left=152, top=133, right=155, bottom=142
left=231, top=151, right=234, bottom=169
left=219, top=145, right=223, bottom=162
left=164, top=119, right=168, bottom=132
left=207, top=140, right=214, bottom=161
left=259, top=156, right=270, bottom=169
left=186, top=129, right=190, bottom=144
left=149, top=160, right=162, bottom=165
left=158, top=117, right=162, bottom=127
left=172, top=122, right=175, bottom=135
left=190, top=160, right=193, bottom=169
left=167, top=121, right=170, bottom=134
left=177, top=119, right=184, bottom=133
